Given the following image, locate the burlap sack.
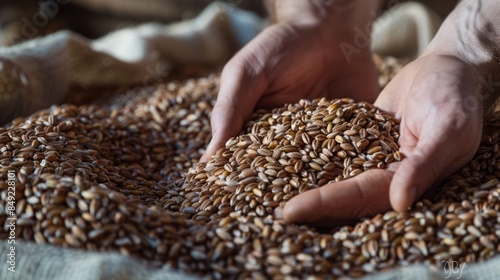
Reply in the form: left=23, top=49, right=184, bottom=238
left=1, top=241, right=500, bottom=279
left=2, top=2, right=497, bottom=280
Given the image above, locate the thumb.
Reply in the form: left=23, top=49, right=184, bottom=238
left=200, top=59, right=266, bottom=162
left=389, top=137, right=455, bottom=212
left=279, top=168, right=395, bottom=227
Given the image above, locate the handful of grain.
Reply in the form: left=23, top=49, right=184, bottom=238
left=178, top=98, right=401, bottom=221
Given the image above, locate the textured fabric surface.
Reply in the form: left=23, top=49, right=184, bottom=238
left=0, top=2, right=264, bottom=125
left=0, top=241, right=200, bottom=280
left=371, top=2, right=443, bottom=58
left=1, top=241, right=499, bottom=279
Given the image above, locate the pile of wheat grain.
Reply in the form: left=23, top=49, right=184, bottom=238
left=0, top=59, right=499, bottom=279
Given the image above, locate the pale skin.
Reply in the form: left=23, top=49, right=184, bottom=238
left=201, top=0, right=500, bottom=226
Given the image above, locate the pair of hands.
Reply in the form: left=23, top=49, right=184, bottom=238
left=200, top=2, right=493, bottom=226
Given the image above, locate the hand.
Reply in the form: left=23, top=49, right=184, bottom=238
left=277, top=0, right=500, bottom=226
left=200, top=1, right=380, bottom=162
left=278, top=52, right=486, bottom=226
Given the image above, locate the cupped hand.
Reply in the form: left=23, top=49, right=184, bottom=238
left=200, top=20, right=379, bottom=162
left=279, top=53, right=485, bottom=226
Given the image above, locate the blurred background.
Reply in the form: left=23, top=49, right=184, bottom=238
left=0, top=0, right=459, bottom=125
left=0, top=0, right=266, bottom=46
left=0, top=0, right=457, bottom=47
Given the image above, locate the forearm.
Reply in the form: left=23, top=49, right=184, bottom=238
left=265, top=0, right=382, bottom=61
left=426, top=0, right=500, bottom=105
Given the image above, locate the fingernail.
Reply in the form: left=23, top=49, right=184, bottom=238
left=273, top=207, right=284, bottom=219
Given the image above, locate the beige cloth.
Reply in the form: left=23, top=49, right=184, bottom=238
left=0, top=241, right=199, bottom=280
left=372, top=2, right=443, bottom=58
left=0, top=2, right=264, bottom=124
left=1, top=241, right=499, bottom=280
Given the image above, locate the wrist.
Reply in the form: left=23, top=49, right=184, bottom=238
left=266, top=0, right=380, bottom=64
left=422, top=0, right=500, bottom=107
left=423, top=0, right=500, bottom=75
left=267, top=0, right=329, bottom=25
left=267, top=0, right=380, bottom=28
